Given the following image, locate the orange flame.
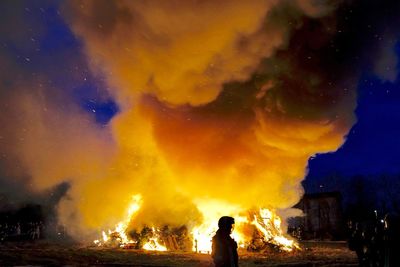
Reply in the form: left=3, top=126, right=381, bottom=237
left=251, top=208, right=300, bottom=252
left=142, top=227, right=168, bottom=251
left=93, top=195, right=142, bottom=247
left=93, top=196, right=299, bottom=253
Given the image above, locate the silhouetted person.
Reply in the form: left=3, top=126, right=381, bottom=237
left=369, top=213, right=385, bottom=267
left=16, top=222, right=21, bottom=236
left=383, top=213, right=400, bottom=267
left=348, top=221, right=366, bottom=266
left=211, top=216, right=238, bottom=267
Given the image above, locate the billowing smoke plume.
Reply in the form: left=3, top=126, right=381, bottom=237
left=1, top=0, right=398, bottom=241
left=60, top=0, right=356, bottom=238
left=0, top=62, right=112, bottom=191
left=0, top=0, right=113, bottom=231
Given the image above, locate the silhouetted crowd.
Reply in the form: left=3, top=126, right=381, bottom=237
left=0, top=221, right=43, bottom=242
left=348, top=212, right=400, bottom=267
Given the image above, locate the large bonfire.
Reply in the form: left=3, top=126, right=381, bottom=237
left=53, top=0, right=356, bottom=249
left=93, top=195, right=299, bottom=253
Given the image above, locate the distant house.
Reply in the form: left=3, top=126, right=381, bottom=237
left=291, top=192, right=345, bottom=240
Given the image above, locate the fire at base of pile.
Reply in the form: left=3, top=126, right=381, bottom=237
left=93, top=204, right=300, bottom=253
left=94, top=225, right=190, bottom=251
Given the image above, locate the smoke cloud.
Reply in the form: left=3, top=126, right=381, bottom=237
left=59, top=0, right=356, bottom=238
left=1, top=0, right=398, bottom=241
left=0, top=51, right=113, bottom=205
left=0, top=1, right=114, bottom=234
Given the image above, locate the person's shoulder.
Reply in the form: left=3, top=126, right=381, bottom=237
left=212, top=234, right=218, bottom=241
left=230, top=237, right=238, bottom=246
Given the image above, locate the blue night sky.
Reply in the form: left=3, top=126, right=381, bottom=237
left=1, top=0, right=400, bottom=214
left=307, top=72, right=400, bottom=179
left=304, top=71, right=400, bottom=204
left=6, top=2, right=119, bottom=124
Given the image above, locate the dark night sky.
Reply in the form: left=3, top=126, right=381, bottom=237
left=307, top=71, right=400, bottom=180
left=1, top=0, right=400, bottom=214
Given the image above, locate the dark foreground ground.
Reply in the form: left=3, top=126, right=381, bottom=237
left=0, top=241, right=358, bottom=266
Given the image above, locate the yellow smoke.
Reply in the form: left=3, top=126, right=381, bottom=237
left=58, top=0, right=356, bottom=240
left=64, top=0, right=287, bottom=106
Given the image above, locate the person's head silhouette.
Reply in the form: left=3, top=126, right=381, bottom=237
left=218, top=216, right=235, bottom=234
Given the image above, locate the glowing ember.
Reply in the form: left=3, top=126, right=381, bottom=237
left=94, top=196, right=299, bottom=252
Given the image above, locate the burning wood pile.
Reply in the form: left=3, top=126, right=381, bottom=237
left=93, top=195, right=299, bottom=253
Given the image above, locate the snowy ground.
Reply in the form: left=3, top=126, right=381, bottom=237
left=0, top=241, right=358, bottom=266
